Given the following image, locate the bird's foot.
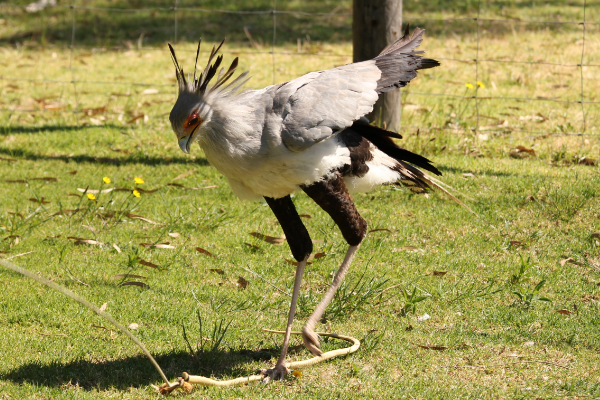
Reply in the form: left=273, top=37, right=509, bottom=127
left=259, top=363, right=290, bottom=383
left=302, top=326, right=323, bottom=356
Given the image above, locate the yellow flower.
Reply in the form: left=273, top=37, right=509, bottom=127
left=465, top=82, right=474, bottom=89
left=133, top=190, right=141, bottom=198
left=103, top=176, right=111, bottom=184
left=87, top=193, right=96, bottom=200
left=134, top=177, right=144, bottom=184
left=476, top=81, right=485, bottom=88
left=292, top=370, right=302, bottom=378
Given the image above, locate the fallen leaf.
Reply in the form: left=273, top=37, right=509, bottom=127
left=127, top=213, right=158, bottom=224
left=31, top=177, right=58, bottom=182
left=196, top=247, right=215, bottom=258
left=82, top=225, right=97, bottom=233
left=556, top=309, right=572, bottom=315
left=250, top=232, right=286, bottom=245
left=73, top=239, right=104, bottom=246
left=128, top=114, right=145, bottom=124
left=168, top=232, right=180, bottom=238
left=462, top=173, right=475, bottom=178
left=418, top=344, right=447, bottom=351
left=121, top=282, right=149, bottom=289
left=29, top=197, right=50, bottom=204
left=99, top=302, right=108, bottom=312
left=432, top=271, right=447, bottom=276
left=591, top=233, right=600, bottom=239
left=111, top=274, right=147, bottom=280
left=515, top=145, right=536, bottom=154
left=210, top=268, right=225, bottom=275
left=5, top=179, right=27, bottom=183
left=510, top=240, right=522, bottom=247
left=369, top=228, right=392, bottom=233
left=77, top=187, right=114, bottom=194
left=68, top=170, right=78, bottom=175
left=314, top=252, right=326, bottom=259
left=112, top=243, right=122, bottom=253
left=298, top=214, right=311, bottom=219
left=142, top=88, right=159, bottom=95
left=523, top=341, right=535, bottom=346
left=560, top=257, right=586, bottom=267
left=578, top=157, right=596, bottom=166
left=139, top=259, right=159, bottom=269
left=237, top=276, right=249, bottom=290
left=244, top=243, right=264, bottom=251
left=128, top=323, right=139, bottom=329
left=153, top=243, right=175, bottom=249
left=172, top=171, right=195, bottom=181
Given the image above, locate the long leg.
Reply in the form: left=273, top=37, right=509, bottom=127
left=261, top=195, right=313, bottom=381
left=301, top=171, right=367, bottom=355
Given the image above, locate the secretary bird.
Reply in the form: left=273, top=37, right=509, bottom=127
left=168, top=26, right=459, bottom=382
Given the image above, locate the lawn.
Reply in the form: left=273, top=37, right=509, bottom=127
left=1, top=1, right=599, bottom=399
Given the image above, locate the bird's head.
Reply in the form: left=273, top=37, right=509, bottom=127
left=168, top=39, right=249, bottom=154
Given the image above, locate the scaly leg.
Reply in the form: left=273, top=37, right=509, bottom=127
left=262, top=195, right=313, bottom=381
left=301, top=171, right=367, bottom=355
left=260, top=258, right=306, bottom=382
left=302, top=244, right=360, bottom=355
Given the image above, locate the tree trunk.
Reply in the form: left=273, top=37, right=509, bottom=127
left=353, top=0, right=403, bottom=131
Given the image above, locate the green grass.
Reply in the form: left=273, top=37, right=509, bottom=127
left=1, top=1, right=600, bottom=399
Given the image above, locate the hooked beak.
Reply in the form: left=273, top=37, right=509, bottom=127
left=178, top=135, right=191, bottom=154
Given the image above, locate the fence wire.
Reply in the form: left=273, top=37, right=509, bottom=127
left=0, top=1, right=596, bottom=138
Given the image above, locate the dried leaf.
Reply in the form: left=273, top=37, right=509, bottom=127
left=128, top=114, right=145, bottom=124
left=167, top=182, right=185, bottom=188
left=99, top=302, right=108, bottom=312
left=127, top=213, right=158, bottom=224
left=418, top=344, right=447, bottom=351
left=29, top=197, right=50, bottom=204
left=128, top=323, right=139, bottom=329
left=172, top=171, right=195, bottom=181
left=111, top=274, right=148, bottom=280
left=68, top=170, right=78, bottom=175
left=591, top=233, right=600, bottom=239
left=250, top=232, right=286, bottom=245
left=314, top=252, right=326, bottom=259
left=112, top=243, right=122, bottom=253
left=556, top=309, right=572, bottom=315
left=31, top=177, right=58, bottom=182
left=515, top=145, right=536, bottom=154
left=237, top=276, right=249, bottom=290
left=82, top=225, right=97, bottom=233
left=139, top=259, right=159, bottom=269
left=210, top=268, right=225, bottom=275
left=153, top=243, right=175, bottom=249
left=298, top=214, right=311, bottom=219
left=121, top=282, right=149, bottom=289
left=0, top=157, right=17, bottom=162
left=5, top=179, right=27, bottom=183
left=510, top=240, right=522, bottom=247
left=560, top=257, right=586, bottom=267
left=462, top=173, right=475, bottom=178
left=168, top=232, right=180, bottom=238
left=196, top=247, right=215, bottom=258
left=142, top=88, right=159, bottom=95
left=74, top=239, right=104, bottom=246
left=77, top=187, right=114, bottom=194
left=417, top=313, right=431, bottom=322
left=432, top=271, right=447, bottom=276
left=244, top=243, right=264, bottom=251
left=369, top=228, right=392, bottom=233
left=577, top=157, right=596, bottom=166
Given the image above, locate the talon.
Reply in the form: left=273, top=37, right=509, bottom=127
left=302, top=326, right=323, bottom=356
left=260, top=364, right=290, bottom=383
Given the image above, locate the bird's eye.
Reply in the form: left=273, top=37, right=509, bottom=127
left=186, top=114, right=200, bottom=127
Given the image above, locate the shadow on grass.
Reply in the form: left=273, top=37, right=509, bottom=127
left=3, top=348, right=278, bottom=390
left=0, top=124, right=124, bottom=135
left=0, top=146, right=209, bottom=167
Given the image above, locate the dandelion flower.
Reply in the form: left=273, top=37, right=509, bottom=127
left=134, top=177, right=144, bottom=184
left=476, top=81, right=485, bottom=89
left=133, top=190, right=141, bottom=198
left=465, top=82, right=474, bottom=89
left=87, top=193, right=96, bottom=200
left=103, top=176, right=111, bottom=184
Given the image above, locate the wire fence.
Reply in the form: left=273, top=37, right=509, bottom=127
left=0, top=1, right=597, bottom=138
